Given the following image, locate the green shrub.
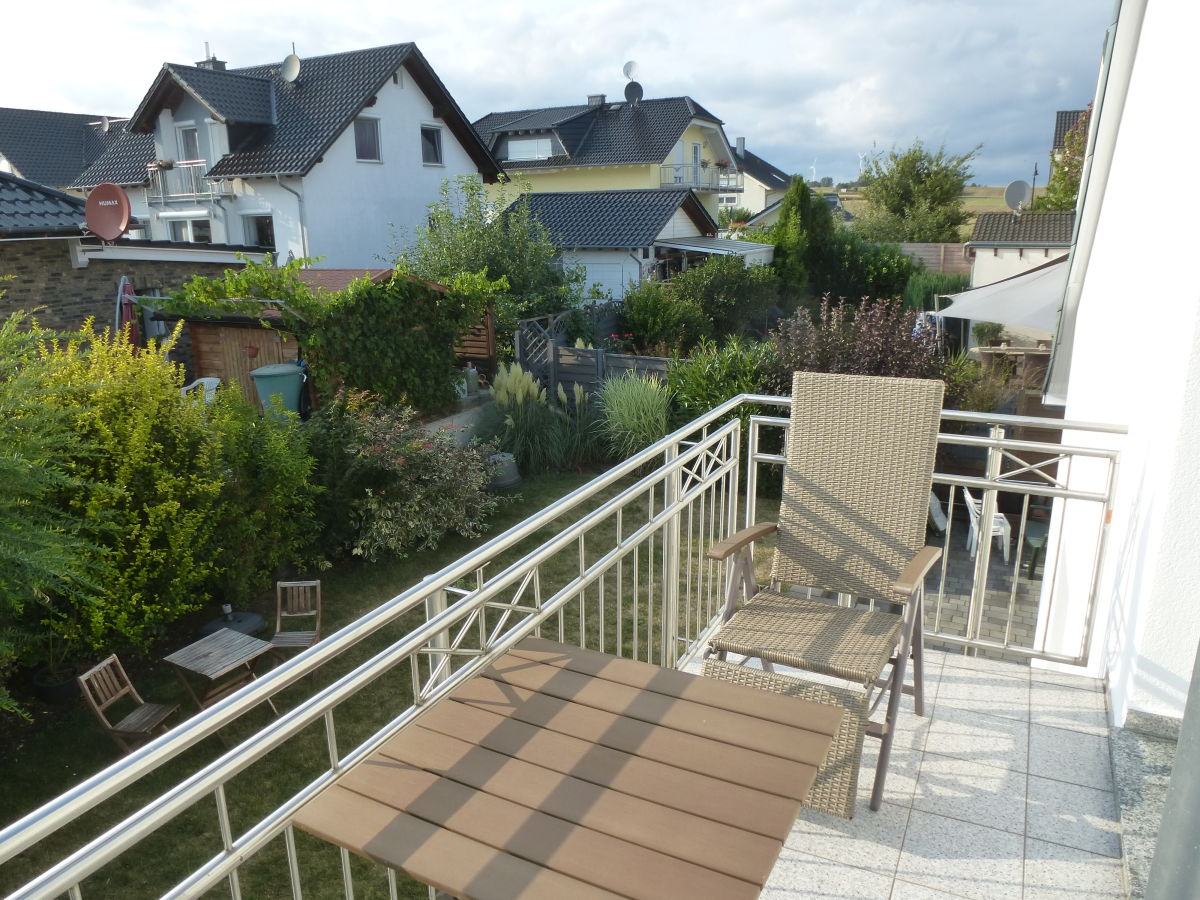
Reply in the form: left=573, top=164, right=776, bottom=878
left=668, top=337, right=776, bottom=433
left=813, top=231, right=914, bottom=302
left=669, top=254, right=781, bottom=338
left=903, top=270, right=971, bottom=311
left=0, top=313, right=102, bottom=715
left=619, top=280, right=711, bottom=355
left=305, top=391, right=501, bottom=561
left=597, top=371, right=672, bottom=460
left=972, top=321, right=1006, bottom=346
left=205, top=389, right=319, bottom=606
left=770, top=296, right=943, bottom=391
left=33, top=321, right=227, bottom=656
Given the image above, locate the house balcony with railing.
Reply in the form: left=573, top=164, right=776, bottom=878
left=659, top=164, right=743, bottom=192
left=146, top=159, right=232, bottom=204
left=0, top=397, right=1136, bottom=899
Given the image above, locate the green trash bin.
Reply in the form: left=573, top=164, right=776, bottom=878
left=249, top=363, right=305, bottom=415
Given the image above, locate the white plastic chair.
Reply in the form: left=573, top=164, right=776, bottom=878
left=181, top=377, right=221, bottom=403
left=962, top=487, right=1011, bottom=563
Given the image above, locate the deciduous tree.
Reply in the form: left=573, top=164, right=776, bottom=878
left=853, top=142, right=979, bottom=242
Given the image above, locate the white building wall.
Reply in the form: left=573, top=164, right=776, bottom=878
left=970, top=246, right=1069, bottom=288
left=560, top=249, right=643, bottom=299
left=657, top=208, right=703, bottom=240
left=301, top=65, right=480, bottom=268
left=1042, top=0, right=1200, bottom=725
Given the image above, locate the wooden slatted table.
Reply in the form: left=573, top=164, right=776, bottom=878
left=293, top=637, right=842, bottom=900
left=163, top=628, right=275, bottom=711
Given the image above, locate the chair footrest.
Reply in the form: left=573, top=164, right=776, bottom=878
left=703, top=659, right=868, bottom=820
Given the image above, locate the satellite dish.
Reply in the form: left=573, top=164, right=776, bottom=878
left=624, top=81, right=643, bottom=104
left=623, top=60, right=639, bottom=80
left=85, top=183, right=132, bottom=242
left=1004, top=179, right=1033, bottom=210
left=280, top=53, right=301, bottom=83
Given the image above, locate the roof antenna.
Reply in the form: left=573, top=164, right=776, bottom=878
left=623, top=60, right=643, bottom=106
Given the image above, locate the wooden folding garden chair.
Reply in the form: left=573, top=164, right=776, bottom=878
left=78, top=655, right=179, bottom=754
left=705, top=371, right=944, bottom=817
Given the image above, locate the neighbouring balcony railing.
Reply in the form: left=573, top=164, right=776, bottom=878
left=146, top=159, right=231, bottom=203
left=659, top=164, right=743, bottom=191
left=0, top=396, right=1124, bottom=900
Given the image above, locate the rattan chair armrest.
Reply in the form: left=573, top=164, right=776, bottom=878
left=892, top=545, right=943, bottom=596
left=707, top=522, right=778, bottom=561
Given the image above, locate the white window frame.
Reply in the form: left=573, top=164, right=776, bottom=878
left=506, top=136, right=552, bottom=161
left=354, top=116, right=382, bottom=162
left=168, top=218, right=211, bottom=243
left=243, top=214, right=275, bottom=249
left=421, top=124, right=443, bottom=166
left=176, top=123, right=201, bottom=162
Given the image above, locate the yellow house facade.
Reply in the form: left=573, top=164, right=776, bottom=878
left=474, top=96, right=742, bottom=219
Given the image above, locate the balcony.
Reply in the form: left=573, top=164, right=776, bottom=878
left=0, top=397, right=1132, bottom=899
left=659, top=164, right=743, bottom=192
left=146, top=159, right=232, bottom=204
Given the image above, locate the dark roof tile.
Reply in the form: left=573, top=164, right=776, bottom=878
left=0, top=107, right=128, bottom=188
left=1053, top=110, right=1085, bottom=151
left=969, top=210, right=1075, bottom=245
left=474, top=97, right=724, bottom=171
left=733, top=147, right=792, bottom=191
left=78, top=44, right=500, bottom=185
left=72, top=129, right=156, bottom=187
left=520, top=187, right=714, bottom=248
left=0, top=170, right=86, bottom=236
left=164, top=64, right=276, bottom=125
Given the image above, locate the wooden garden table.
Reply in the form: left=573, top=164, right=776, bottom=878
left=164, top=628, right=275, bottom=712
left=293, top=637, right=841, bottom=899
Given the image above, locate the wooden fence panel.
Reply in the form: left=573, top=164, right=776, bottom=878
left=899, top=243, right=971, bottom=275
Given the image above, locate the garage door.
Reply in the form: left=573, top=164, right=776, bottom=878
left=582, top=263, right=629, bottom=300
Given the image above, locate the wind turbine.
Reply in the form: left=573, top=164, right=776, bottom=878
left=810, top=158, right=818, bottom=184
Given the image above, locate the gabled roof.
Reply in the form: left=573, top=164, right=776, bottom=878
left=520, top=188, right=716, bottom=248
left=76, top=43, right=500, bottom=186
left=969, top=211, right=1076, bottom=246
left=474, top=97, right=725, bottom=171
left=733, top=147, right=792, bottom=193
left=129, top=64, right=276, bottom=131
left=297, top=268, right=393, bottom=292
left=0, top=170, right=85, bottom=237
left=0, top=107, right=128, bottom=188
left=1053, top=110, right=1085, bottom=151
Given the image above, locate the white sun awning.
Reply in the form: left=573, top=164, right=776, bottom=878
left=654, top=236, right=775, bottom=265
left=940, top=256, right=1069, bottom=333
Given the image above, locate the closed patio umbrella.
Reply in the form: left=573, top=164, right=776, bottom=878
left=940, top=255, right=1069, bottom=333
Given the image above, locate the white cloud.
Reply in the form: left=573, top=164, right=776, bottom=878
left=2, top=0, right=1110, bottom=184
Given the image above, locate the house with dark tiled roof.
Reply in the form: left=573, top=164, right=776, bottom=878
left=521, top=187, right=773, bottom=298
left=0, top=169, right=267, bottom=335
left=473, top=95, right=743, bottom=220
left=967, top=210, right=1075, bottom=290
left=724, top=137, right=793, bottom=217
left=1053, top=110, right=1086, bottom=154
left=72, top=44, right=501, bottom=267
left=0, top=108, right=131, bottom=191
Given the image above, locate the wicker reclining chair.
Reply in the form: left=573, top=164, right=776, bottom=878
left=705, top=372, right=944, bottom=817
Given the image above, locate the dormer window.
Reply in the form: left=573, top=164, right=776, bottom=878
left=506, top=136, right=553, bottom=161
left=355, top=117, right=381, bottom=161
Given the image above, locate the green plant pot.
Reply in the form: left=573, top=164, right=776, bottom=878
left=32, top=667, right=79, bottom=703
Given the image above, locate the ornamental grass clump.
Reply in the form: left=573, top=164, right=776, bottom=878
left=597, top=371, right=672, bottom=460
left=488, top=363, right=603, bottom=473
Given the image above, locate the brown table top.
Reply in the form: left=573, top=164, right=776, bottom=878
left=293, top=637, right=842, bottom=900
left=163, top=628, right=272, bottom=681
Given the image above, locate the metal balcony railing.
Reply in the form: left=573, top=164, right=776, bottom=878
left=659, top=164, right=743, bottom=191
left=0, top=396, right=1124, bottom=900
left=146, top=159, right=231, bottom=203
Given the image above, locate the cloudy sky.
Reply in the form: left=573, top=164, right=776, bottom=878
left=4, top=0, right=1111, bottom=185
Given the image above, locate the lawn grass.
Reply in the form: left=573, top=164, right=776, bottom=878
left=0, top=470, right=609, bottom=900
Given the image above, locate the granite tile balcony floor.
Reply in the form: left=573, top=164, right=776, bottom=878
left=701, top=647, right=1125, bottom=899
